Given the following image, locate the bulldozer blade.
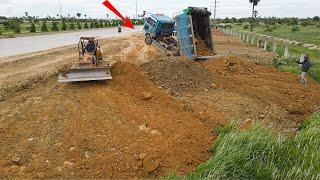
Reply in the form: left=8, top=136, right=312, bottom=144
left=58, top=67, right=112, bottom=83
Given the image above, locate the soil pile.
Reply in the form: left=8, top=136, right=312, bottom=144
left=195, top=37, right=216, bottom=56
left=202, top=55, right=320, bottom=124
left=141, top=58, right=214, bottom=96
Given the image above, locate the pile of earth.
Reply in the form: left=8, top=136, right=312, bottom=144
left=195, top=37, right=216, bottom=56
left=141, top=57, right=214, bottom=96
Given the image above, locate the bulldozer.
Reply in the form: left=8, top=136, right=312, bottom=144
left=58, top=37, right=112, bottom=83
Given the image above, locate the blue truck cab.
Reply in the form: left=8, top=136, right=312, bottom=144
left=143, top=14, right=175, bottom=44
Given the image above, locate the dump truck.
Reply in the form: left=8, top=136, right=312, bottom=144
left=143, top=7, right=215, bottom=60
left=58, top=37, right=112, bottom=83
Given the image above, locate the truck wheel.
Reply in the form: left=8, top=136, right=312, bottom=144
left=145, top=35, right=152, bottom=45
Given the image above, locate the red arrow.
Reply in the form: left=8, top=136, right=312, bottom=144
left=102, top=0, right=135, bottom=29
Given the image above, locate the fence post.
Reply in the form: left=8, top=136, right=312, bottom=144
left=284, top=46, right=289, bottom=58
left=251, top=36, right=255, bottom=45
left=264, top=41, right=268, bottom=51
left=256, top=38, right=260, bottom=47
left=273, top=43, right=277, bottom=52
left=247, top=35, right=250, bottom=43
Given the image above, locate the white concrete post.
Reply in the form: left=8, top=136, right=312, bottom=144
left=251, top=36, right=255, bottom=45
left=256, top=39, right=260, bottom=47
left=264, top=41, right=268, bottom=51
left=284, top=46, right=289, bottom=58
left=272, top=43, right=277, bottom=52
left=247, top=35, right=250, bottom=43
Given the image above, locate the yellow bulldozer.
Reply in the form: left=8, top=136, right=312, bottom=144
left=58, top=37, right=112, bottom=83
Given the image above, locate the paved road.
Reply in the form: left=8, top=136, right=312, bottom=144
left=0, top=26, right=143, bottom=58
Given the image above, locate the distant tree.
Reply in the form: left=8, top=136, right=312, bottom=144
left=84, top=22, right=89, bottom=29
left=69, top=22, right=75, bottom=30
left=84, top=14, right=87, bottom=20
left=76, top=13, right=81, bottom=19
left=90, top=22, right=95, bottom=28
left=51, top=21, right=59, bottom=31
left=11, top=21, right=21, bottom=33
left=313, top=16, right=319, bottom=21
left=61, top=21, right=67, bottom=30
left=94, top=21, right=99, bottom=28
left=100, top=21, right=104, bottom=28
left=41, top=21, right=48, bottom=32
left=77, top=22, right=82, bottom=29
left=291, top=26, right=300, bottom=32
left=105, top=21, right=109, bottom=27
left=30, top=23, right=36, bottom=32
left=249, top=0, right=261, bottom=31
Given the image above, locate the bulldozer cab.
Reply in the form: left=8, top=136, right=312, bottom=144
left=58, top=37, right=112, bottom=83
left=175, top=7, right=215, bottom=60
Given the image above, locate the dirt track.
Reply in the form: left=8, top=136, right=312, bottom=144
left=1, top=30, right=320, bottom=178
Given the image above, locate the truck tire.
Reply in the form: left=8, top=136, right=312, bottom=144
left=145, top=35, right=152, bottom=45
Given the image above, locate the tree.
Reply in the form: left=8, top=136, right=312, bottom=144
left=30, top=23, right=36, bottom=32
left=90, top=22, right=94, bottom=28
left=77, top=22, right=82, bottom=29
left=69, top=22, right=75, bottom=30
left=41, top=21, right=48, bottom=32
left=105, top=21, right=109, bottom=27
left=94, top=21, right=99, bottom=28
left=84, top=22, right=89, bottom=29
left=100, top=21, right=104, bottom=28
left=61, top=21, right=67, bottom=30
left=76, top=13, right=81, bottom=19
left=51, top=22, right=59, bottom=31
left=313, top=16, right=320, bottom=21
left=249, top=0, right=260, bottom=31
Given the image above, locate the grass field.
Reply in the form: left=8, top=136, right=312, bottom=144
left=168, top=112, right=320, bottom=179
left=232, top=23, right=320, bottom=46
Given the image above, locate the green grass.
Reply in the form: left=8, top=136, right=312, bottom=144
left=232, top=24, right=320, bottom=46
left=168, top=112, right=320, bottom=179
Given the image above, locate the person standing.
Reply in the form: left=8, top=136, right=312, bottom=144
left=118, top=24, right=122, bottom=33
left=299, top=53, right=311, bottom=84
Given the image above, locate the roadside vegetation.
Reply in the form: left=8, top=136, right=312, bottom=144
left=168, top=112, right=320, bottom=179
left=0, top=14, right=144, bottom=37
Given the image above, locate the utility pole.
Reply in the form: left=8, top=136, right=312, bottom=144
left=58, top=0, right=63, bottom=21
left=135, top=0, right=138, bottom=19
left=213, top=0, right=217, bottom=20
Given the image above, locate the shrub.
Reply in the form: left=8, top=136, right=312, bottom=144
left=41, top=22, right=48, bottom=32
left=291, top=26, right=300, bottom=32
left=69, top=22, right=75, bottom=30
left=77, top=22, right=82, bottom=29
left=51, top=22, right=59, bottom=31
left=264, top=27, right=273, bottom=32
left=243, top=24, right=250, bottom=29
left=90, top=22, right=94, bottom=28
left=29, top=23, right=36, bottom=33
left=84, top=22, right=89, bottom=29
left=94, top=21, right=99, bottom=28
left=100, top=21, right=104, bottom=28
left=105, top=21, right=109, bottom=27
left=0, top=25, right=4, bottom=35
left=61, top=21, right=67, bottom=30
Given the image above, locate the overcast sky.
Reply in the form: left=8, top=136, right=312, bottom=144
left=0, top=0, right=319, bottom=19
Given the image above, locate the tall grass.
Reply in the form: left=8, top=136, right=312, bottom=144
left=168, top=112, right=320, bottom=179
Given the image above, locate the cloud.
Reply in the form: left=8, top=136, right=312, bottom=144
left=0, top=0, right=319, bottom=18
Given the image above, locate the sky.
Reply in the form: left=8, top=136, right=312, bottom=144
left=0, top=0, right=319, bottom=19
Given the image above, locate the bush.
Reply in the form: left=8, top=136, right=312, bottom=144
left=77, top=22, right=82, bottom=29
left=243, top=24, right=250, bottom=29
left=29, top=23, right=36, bottom=33
left=291, top=26, right=300, bottom=32
left=105, top=21, right=109, bottom=27
left=84, top=22, right=89, bottom=29
left=264, top=27, right=273, bottom=32
left=51, top=22, right=59, bottom=31
left=61, top=21, right=67, bottom=30
left=100, top=21, right=104, bottom=28
left=41, top=22, right=48, bottom=32
left=181, top=112, right=320, bottom=179
left=69, top=22, right=75, bottom=30
left=90, top=22, right=94, bottom=28
left=94, top=21, right=99, bottom=28
left=11, top=21, right=21, bottom=33
left=0, top=26, right=4, bottom=35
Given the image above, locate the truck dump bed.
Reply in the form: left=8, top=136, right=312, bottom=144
left=175, top=7, right=215, bottom=60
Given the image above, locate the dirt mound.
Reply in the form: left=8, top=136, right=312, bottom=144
left=202, top=55, right=320, bottom=125
left=0, top=61, right=214, bottom=178
left=141, top=58, right=214, bottom=96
